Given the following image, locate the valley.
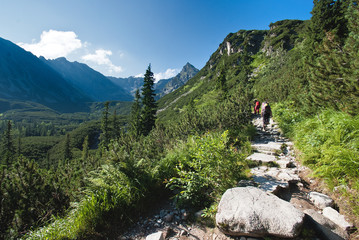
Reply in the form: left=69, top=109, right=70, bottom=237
left=0, top=1, right=359, bottom=239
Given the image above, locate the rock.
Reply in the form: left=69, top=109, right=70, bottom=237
left=146, top=231, right=164, bottom=240
left=216, top=187, right=304, bottom=238
left=250, top=167, right=300, bottom=194
left=304, top=209, right=349, bottom=240
left=179, top=229, right=188, bottom=236
left=322, top=207, right=354, bottom=231
left=286, top=161, right=296, bottom=168
left=308, top=192, right=334, bottom=209
left=251, top=141, right=283, bottom=152
left=237, top=179, right=258, bottom=187
left=163, top=213, right=174, bottom=222
left=246, top=152, right=277, bottom=162
left=252, top=175, right=289, bottom=193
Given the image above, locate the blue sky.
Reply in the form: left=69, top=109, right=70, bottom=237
left=0, top=0, right=314, bottom=80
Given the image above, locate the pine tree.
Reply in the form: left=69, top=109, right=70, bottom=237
left=303, top=0, right=351, bottom=113
left=81, top=135, right=89, bottom=163
left=100, top=101, right=110, bottom=150
left=141, top=64, right=157, bottom=136
left=1, top=121, right=15, bottom=165
left=112, top=109, right=120, bottom=139
left=63, top=133, right=72, bottom=162
left=342, top=0, right=359, bottom=114
left=130, top=89, right=142, bottom=138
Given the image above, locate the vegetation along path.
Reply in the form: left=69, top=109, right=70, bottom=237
left=118, top=116, right=355, bottom=240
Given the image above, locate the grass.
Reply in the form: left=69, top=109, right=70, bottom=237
left=273, top=105, right=359, bottom=227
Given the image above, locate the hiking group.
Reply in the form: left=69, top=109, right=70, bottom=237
left=253, top=99, right=272, bottom=131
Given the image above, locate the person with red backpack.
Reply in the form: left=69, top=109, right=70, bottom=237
left=261, top=101, right=272, bottom=130
left=254, top=100, right=261, bottom=115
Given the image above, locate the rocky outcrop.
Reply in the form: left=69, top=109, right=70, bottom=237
left=216, top=187, right=305, bottom=238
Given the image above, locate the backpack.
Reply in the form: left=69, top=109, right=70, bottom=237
left=263, top=104, right=271, bottom=116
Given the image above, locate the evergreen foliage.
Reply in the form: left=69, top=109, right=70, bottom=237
left=129, top=89, right=142, bottom=139
left=99, top=101, right=110, bottom=150
left=141, top=64, right=157, bottom=136
left=1, top=121, right=15, bottom=165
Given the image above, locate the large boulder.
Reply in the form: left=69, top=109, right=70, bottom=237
left=216, top=187, right=305, bottom=238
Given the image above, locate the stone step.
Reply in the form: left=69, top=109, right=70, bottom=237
left=251, top=141, right=284, bottom=152
left=247, top=152, right=277, bottom=162
left=250, top=166, right=300, bottom=194
left=251, top=166, right=300, bottom=183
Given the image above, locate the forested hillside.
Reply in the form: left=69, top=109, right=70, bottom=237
left=0, top=1, right=358, bottom=239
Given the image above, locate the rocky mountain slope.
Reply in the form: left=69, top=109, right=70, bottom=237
left=157, top=20, right=306, bottom=122
left=155, top=63, right=199, bottom=99
left=108, top=63, right=199, bottom=99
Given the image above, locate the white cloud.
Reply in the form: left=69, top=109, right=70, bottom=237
left=82, top=49, right=123, bottom=74
left=18, top=30, right=82, bottom=59
left=154, top=68, right=180, bottom=82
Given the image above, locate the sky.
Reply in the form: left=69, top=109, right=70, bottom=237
left=0, top=0, right=314, bottom=80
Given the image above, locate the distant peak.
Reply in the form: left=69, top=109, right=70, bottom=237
left=181, top=62, right=198, bottom=72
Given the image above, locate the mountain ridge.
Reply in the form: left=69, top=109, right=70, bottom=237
left=43, top=57, right=133, bottom=102
left=0, top=37, right=91, bottom=113
left=108, top=62, right=199, bottom=99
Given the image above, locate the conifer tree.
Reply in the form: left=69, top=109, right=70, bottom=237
left=112, top=109, right=120, bottom=139
left=1, top=121, right=15, bottom=165
left=342, top=0, right=359, bottom=114
left=63, top=133, right=72, bottom=162
left=82, top=135, right=89, bottom=162
left=303, top=0, right=351, bottom=113
left=100, top=101, right=110, bottom=150
left=16, top=136, right=21, bottom=158
left=130, top=89, right=142, bottom=138
left=141, top=64, right=157, bottom=136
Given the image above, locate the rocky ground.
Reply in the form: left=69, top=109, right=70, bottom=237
left=115, top=116, right=355, bottom=240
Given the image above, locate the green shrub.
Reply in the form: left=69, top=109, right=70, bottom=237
left=166, top=130, right=248, bottom=209
left=272, top=101, right=304, bottom=136
left=294, top=110, right=359, bottom=182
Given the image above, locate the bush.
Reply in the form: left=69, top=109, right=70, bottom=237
left=293, top=110, right=359, bottom=221
left=166, top=131, right=249, bottom=209
left=272, top=101, right=304, bottom=136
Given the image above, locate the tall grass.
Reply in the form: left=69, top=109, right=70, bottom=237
left=294, top=110, right=359, bottom=186
left=274, top=105, right=359, bottom=221
left=25, top=160, right=155, bottom=239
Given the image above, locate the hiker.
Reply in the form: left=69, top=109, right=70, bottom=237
left=261, top=101, right=272, bottom=130
left=254, top=100, right=261, bottom=115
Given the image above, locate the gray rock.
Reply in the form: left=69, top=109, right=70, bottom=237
left=163, top=213, right=174, bottom=222
left=304, top=209, right=348, bottom=240
left=146, top=231, right=164, bottom=240
left=323, top=207, right=354, bottom=231
left=216, top=187, right=304, bottom=238
left=308, top=192, right=334, bottom=209
left=246, top=152, right=277, bottom=162
left=237, top=179, right=258, bottom=187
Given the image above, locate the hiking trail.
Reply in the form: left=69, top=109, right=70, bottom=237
left=116, top=116, right=353, bottom=240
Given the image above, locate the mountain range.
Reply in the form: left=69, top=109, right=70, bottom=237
left=108, top=62, right=199, bottom=99
left=0, top=37, right=91, bottom=113
left=43, top=57, right=133, bottom=102
left=0, top=36, right=197, bottom=114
